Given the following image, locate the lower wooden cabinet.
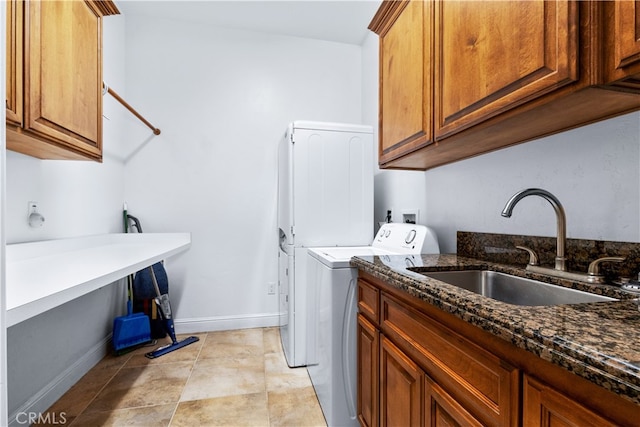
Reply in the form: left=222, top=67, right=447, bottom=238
left=523, top=375, right=617, bottom=427
left=380, top=293, right=518, bottom=426
left=380, top=337, right=423, bottom=426
left=357, top=282, right=515, bottom=426
left=356, top=272, right=637, bottom=427
left=358, top=314, right=379, bottom=427
left=379, top=336, right=487, bottom=427
left=425, top=377, right=484, bottom=427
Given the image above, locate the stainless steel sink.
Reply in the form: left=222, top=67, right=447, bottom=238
left=422, top=270, right=616, bottom=306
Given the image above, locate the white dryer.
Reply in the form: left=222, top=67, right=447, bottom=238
left=306, top=223, right=440, bottom=427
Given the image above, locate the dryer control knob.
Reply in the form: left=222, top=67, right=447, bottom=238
left=405, top=229, right=417, bottom=244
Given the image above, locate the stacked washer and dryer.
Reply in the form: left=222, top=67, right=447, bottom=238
left=277, top=121, right=375, bottom=368
left=276, top=121, right=440, bottom=426
left=307, top=223, right=439, bottom=427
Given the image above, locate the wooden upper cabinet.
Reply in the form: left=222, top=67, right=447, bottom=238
left=435, top=0, right=578, bottom=139
left=370, top=0, right=432, bottom=166
left=370, top=0, right=640, bottom=170
left=6, top=0, right=22, bottom=127
left=6, top=0, right=119, bottom=161
left=604, top=1, right=640, bottom=88
left=29, top=1, right=101, bottom=151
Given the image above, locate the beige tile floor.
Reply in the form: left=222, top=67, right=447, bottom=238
left=37, top=327, right=327, bottom=426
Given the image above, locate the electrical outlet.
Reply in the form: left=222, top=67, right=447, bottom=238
left=267, top=282, right=276, bottom=295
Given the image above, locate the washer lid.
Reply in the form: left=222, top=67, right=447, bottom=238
left=308, top=246, right=393, bottom=268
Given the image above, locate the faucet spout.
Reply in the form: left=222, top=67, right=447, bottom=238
left=501, top=188, right=567, bottom=271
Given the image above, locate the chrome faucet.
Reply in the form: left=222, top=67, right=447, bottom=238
left=501, top=188, right=624, bottom=284
left=501, top=188, right=567, bottom=271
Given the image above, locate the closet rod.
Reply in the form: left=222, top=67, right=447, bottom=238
left=103, top=83, right=161, bottom=135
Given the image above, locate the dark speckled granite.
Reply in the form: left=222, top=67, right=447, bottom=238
left=350, top=253, right=640, bottom=406
left=458, top=231, right=640, bottom=282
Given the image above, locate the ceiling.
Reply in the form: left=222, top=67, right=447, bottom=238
left=117, top=0, right=382, bottom=45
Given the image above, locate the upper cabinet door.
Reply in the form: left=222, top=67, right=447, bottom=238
left=371, top=0, right=433, bottom=167
left=7, top=0, right=118, bottom=161
left=5, top=0, right=22, bottom=127
left=24, top=0, right=103, bottom=158
left=434, top=0, right=578, bottom=140
left=605, top=1, right=640, bottom=86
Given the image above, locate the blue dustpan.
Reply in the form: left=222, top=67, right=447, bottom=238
left=113, top=278, right=152, bottom=353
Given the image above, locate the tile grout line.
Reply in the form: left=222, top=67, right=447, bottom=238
left=263, top=329, right=273, bottom=427
left=167, top=332, right=208, bottom=426
left=67, top=350, right=135, bottom=426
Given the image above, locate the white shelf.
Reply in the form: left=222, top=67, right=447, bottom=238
left=5, top=233, right=191, bottom=327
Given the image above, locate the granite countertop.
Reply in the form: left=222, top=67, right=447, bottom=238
left=350, top=253, right=640, bottom=405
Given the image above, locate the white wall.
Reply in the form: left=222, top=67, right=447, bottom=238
left=424, top=114, right=640, bottom=252
left=362, top=32, right=640, bottom=254
left=3, top=14, right=128, bottom=422
left=121, top=15, right=363, bottom=330
left=5, top=151, right=125, bottom=242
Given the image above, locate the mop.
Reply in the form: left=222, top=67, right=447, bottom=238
left=145, top=264, right=199, bottom=359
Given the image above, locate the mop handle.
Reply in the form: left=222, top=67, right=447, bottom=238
left=148, top=265, right=163, bottom=297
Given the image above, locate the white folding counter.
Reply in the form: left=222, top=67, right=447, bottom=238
left=5, top=233, right=191, bottom=327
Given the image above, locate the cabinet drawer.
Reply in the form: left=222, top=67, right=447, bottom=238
left=358, top=279, right=379, bottom=324
left=381, top=294, right=518, bottom=426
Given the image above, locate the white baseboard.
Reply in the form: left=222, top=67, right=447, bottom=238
left=174, top=312, right=280, bottom=334
left=9, top=336, right=111, bottom=427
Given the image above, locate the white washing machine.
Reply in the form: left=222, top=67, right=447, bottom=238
left=306, top=223, right=440, bottom=427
